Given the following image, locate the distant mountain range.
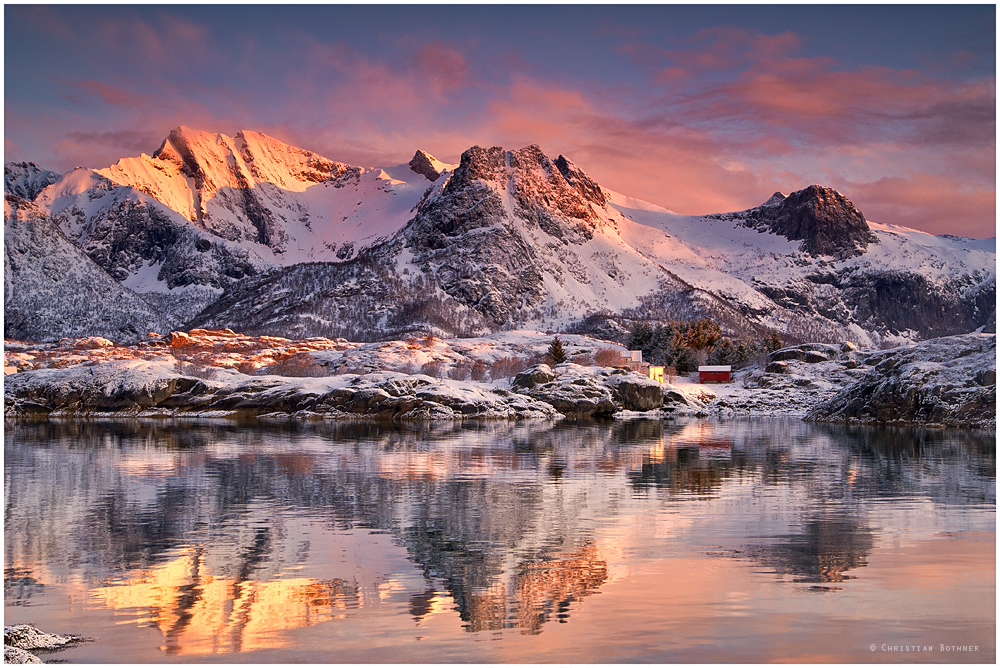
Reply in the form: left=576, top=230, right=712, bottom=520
left=4, top=127, right=995, bottom=344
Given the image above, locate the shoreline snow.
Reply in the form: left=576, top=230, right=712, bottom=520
left=4, top=331, right=994, bottom=429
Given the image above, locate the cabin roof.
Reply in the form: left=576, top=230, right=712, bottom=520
left=698, top=366, right=732, bottom=372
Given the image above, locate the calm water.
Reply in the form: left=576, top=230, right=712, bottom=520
left=4, top=418, right=995, bottom=663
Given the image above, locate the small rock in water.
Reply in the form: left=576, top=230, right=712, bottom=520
left=4, top=624, right=87, bottom=663
left=4, top=646, right=42, bottom=664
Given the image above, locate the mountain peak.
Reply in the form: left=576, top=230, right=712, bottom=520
left=4, top=161, right=60, bottom=202
left=762, top=191, right=786, bottom=207
left=742, top=184, right=877, bottom=257
left=408, top=149, right=443, bottom=181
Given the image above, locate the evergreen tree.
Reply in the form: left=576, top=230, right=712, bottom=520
left=707, top=337, right=739, bottom=366
left=547, top=336, right=567, bottom=364
left=626, top=321, right=654, bottom=356
left=764, top=329, right=783, bottom=353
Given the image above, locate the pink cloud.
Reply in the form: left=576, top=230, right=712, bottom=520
left=841, top=174, right=996, bottom=237
left=8, top=19, right=993, bottom=239
left=58, top=80, right=158, bottom=108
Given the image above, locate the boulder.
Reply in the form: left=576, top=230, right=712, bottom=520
left=605, top=374, right=664, bottom=411
left=768, top=348, right=805, bottom=362
left=4, top=647, right=41, bottom=664
left=768, top=343, right=838, bottom=364
left=519, top=376, right=618, bottom=418
left=169, top=331, right=192, bottom=348
left=511, top=364, right=557, bottom=390
left=807, top=334, right=996, bottom=428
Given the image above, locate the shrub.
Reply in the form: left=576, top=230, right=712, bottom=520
left=594, top=347, right=623, bottom=367
left=490, top=356, right=527, bottom=380
left=269, top=353, right=327, bottom=377
left=420, top=361, right=443, bottom=378
left=570, top=353, right=593, bottom=366
left=394, top=362, right=417, bottom=375
left=234, top=360, right=257, bottom=375
left=174, top=360, right=219, bottom=380
left=449, top=361, right=472, bottom=380
left=470, top=359, right=488, bottom=381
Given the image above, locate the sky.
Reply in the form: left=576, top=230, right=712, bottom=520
left=4, top=4, right=996, bottom=237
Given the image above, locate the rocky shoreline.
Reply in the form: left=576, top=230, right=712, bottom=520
left=4, top=625, right=88, bottom=664
left=4, top=333, right=995, bottom=429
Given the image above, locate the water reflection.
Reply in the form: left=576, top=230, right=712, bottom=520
left=4, top=418, right=995, bottom=657
left=725, top=515, right=876, bottom=586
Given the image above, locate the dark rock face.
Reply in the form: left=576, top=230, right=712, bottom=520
left=189, top=246, right=494, bottom=341
left=4, top=212, right=175, bottom=342
left=403, top=144, right=609, bottom=327
left=605, top=374, right=664, bottom=411
left=408, top=150, right=443, bottom=181
left=807, top=334, right=996, bottom=428
left=53, top=196, right=259, bottom=292
left=738, top=185, right=877, bottom=257
left=4, top=162, right=59, bottom=202
left=841, top=270, right=995, bottom=338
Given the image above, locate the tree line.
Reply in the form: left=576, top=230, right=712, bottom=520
left=626, top=318, right=783, bottom=372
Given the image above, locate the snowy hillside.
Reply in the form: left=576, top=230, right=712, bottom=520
left=4, top=201, right=176, bottom=341
left=5, top=128, right=995, bottom=344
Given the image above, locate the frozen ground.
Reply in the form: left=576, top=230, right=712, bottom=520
left=4, top=330, right=994, bottom=427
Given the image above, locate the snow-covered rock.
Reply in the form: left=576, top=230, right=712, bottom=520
left=3, top=624, right=86, bottom=663
left=4, top=625, right=81, bottom=651
left=4, top=162, right=59, bottom=202
left=2, top=360, right=560, bottom=420
left=512, top=363, right=666, bottom=416
left=806, top=334, right=996, bottom=428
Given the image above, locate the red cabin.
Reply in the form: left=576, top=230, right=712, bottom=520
left=698, top=365, right=732, bottom=383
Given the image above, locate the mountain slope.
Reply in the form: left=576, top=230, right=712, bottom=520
left=4, top=199, right=176, bottom=342
left=6, top=130, right=995, bottom=345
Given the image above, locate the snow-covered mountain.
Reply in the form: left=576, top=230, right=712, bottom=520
left=4, top=128, right=995, bottom=344
left=4, top=198, right=176, bottom=341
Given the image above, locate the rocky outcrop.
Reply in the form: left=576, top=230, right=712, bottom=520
left=604, top=373, right=665, bottom=411
left=3, top=363, right=560, bottom=421
left=840, top=270, right=996, bottom=339
left=513, top=364, right=664, bottom=416
left=768, top=343, right=849, bottom=363
left=4, top=162, right=59, bottom=202
left=402, top=143, right=611, bottom=327
left=4, top=358, right=675, bottom=421
left=806, top=334, right=996, bottom=428
left=408, top=149, right=444, bottom=181
left=735, top=185, right=877, bottom=257
left=511, top=364, right=557, bottom=389
left=189, top=248, right=495, bottom=341
left=4, top=624, right=86, bottom=663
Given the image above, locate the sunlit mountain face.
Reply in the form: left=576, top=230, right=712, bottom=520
left=5, top=128, right=994, bottom=345
left=5, top=419, right=994, bottom=660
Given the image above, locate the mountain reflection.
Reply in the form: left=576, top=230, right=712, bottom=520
left=729, top=515, right=876, bottom=585
left=4, top=418, right=994, bottom=653
left=90, top=548, right=361, bottom=654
